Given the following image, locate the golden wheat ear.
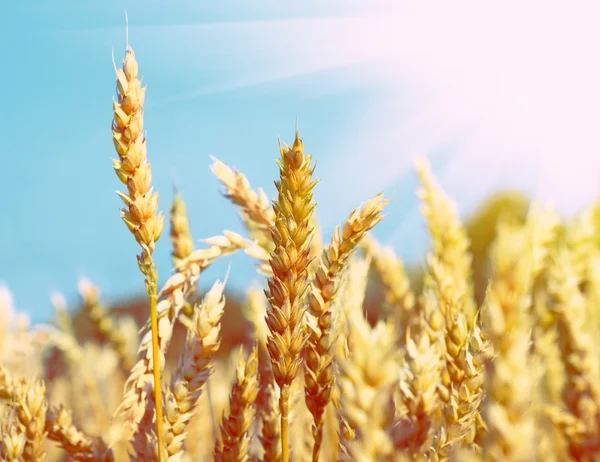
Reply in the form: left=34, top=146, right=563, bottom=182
left=111, top=41, right=166, bottom=460
left=169, top=190, right=195, bottom=269
left=215, top=344, right=259, bottom=461
left=304, top=193, right=387, bottom=461
left=160, top=279, right=226, bottom=459
left=480, top=219, right=538, bottom=460
left=264, top=129, right=317, bottom=462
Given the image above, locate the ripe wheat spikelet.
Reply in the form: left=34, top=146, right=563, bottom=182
left=210, top=157, right=275, bottom=254
left=12, top=380, right=47, bottom=461
left=46, top=406, right=114, bottom=462
left=360, top=235, right=415, bottom=337
left=1, top=408, right=26, bottom=461
left=416, top=157, right=476, bottom=327
left=546, top=245, right=600, bottom=460
left=424, top=260, right=485, bottom=459
left=338, top=311, right=398, bottom=460
left=168, top=191, right=198, bottom=320
left=215, top=345, right=259, bottom=462
left=44, top=328, right=111, bottom=436
left=0, top=366, right=113, bottom=461
left=170, top=191, right=195, bottom=268
left=112, top=46, right=164, bottom=263
left=111, top=42, right=166, bottom=457
left=413, top=159, right=488, bottom=457
left=257, top=383, right=282, bottom=461
left=565, top=207, right=600, bottom=356
left=333, top=256, right=396, bottom=460
left=78, top=278, right=135, bottom=373
left=158, top=280, right=226, bottom=460
left=117, top=235, right=241, bottom=437
left=480, top=219, right=538, bottom=461
left=304, top=193, right=386, bottom=461
left=241, top=286, right=269, bottom=347
left=264, top=130, right=317, bottom=461
left=394, top=308, right=442, bottom=456
left=335, top=256, right=371, bottom=358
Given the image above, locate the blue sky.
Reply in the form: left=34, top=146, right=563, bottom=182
left=3, top=1, right=600, bottom=321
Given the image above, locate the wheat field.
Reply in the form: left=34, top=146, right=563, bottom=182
left=2, top=39, right=600, bottom=462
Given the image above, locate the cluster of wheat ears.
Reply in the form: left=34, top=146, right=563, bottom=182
left=2, top=40, right=600, bottom=462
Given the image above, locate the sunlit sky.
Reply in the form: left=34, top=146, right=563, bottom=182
left=2, top=1, right=600, bottom=321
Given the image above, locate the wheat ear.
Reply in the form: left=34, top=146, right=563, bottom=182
left=111, top=42, right=166, bottom=459
left=264, top=129, right=316, bottom=462
left=480, top=220, right=537, bottom=461
left=117, top=233, right=245, bottom=438
left=360, top=235, right=415, bottom=334
left=215, top=345, right=259, bottom=461
left=337, top=313, right=398, bottom=460
left=0, top=408, right=26, bottom=461
left=170, top=191, right=195, bottom=268
left=546, top=245, right=600, bottom=459
left=304, top=193, right=386, bottom=461
left=211, top=157, right=275, bottom=251
left=158, top=280, right=226, bottom=459
left=46, top=406, right=114, bottom=462
left=416, top=157, right=476, bottom=326
left=78, top=278, right=135, bottom=373
left=168, top=190, right=198, bottom=319
left=0, top=366, right=112, bottom=461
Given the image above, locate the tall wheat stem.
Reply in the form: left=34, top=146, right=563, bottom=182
left=149, top=289, right=164, bottom=462
left=281, top=384, right=290, bottom=462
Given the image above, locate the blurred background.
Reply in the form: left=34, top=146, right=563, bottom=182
left=2, top=0, right=600, bottom=323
